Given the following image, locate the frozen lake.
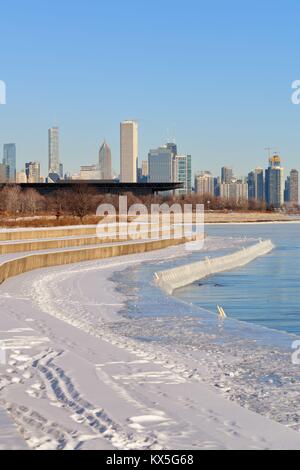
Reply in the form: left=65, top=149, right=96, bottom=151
left=177, top=223, right=300, bottom=336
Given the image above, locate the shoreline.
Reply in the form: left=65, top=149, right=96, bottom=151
left=205, top=219, right=300, bottom=225
left=1, top=240, right=300, bottom=449
left=0, top=212, right=299, bottom=231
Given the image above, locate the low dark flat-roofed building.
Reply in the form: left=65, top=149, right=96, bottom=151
left=0, top=181, right=183, bottom=196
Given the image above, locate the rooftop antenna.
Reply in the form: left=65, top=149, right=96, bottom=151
left=166, top=128, right=170, bottom=144
left=265, top=147, right=279, bottom=159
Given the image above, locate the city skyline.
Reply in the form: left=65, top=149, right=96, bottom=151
left=1, top=125, right=298, bottom=207
left=1, top=119, right=299, bottom=178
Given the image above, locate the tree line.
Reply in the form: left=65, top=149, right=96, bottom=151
left=0, top=184, right=271, bottom=222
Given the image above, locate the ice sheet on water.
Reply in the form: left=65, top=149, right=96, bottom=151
left=109, top=236, right=300, bottom=431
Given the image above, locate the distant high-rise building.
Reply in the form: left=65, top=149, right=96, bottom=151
left=221, top=166, right=233, bottom=184
left=25, top=161, right=41, bottom=183
left=80, top=165, right=101, bottom=180
left=148, top=146, right=191, bottom=194
left=3, top=143, right=16, bottom=182
left=248, top=172, right=256, bottom=200
left=120, top=121, right=138, bottom=183
left=59, top=163, right=64, bottom=180
left=265, top=155, right=284, bottom=208
left=48, top=127, right=60, bottom=174
left=137, top=167, right=146, bottom=183
left=284, top=169, right=299, bottom=204
left=141, top=160, right=148, bottom=178
left=99, top=141, right=112, bottom=180
left=0, top=163, right=9, bottom=183
left=137, top=160, right=149, bottom=183
left=16, top=171, right=27, bottom=183
left=166, top=143, right=177, bottom=156
left=248, top=167, right=264, bottom=202
left=214, top=177, right=221, bottom=197
left=173, top=155, right=192, bottom=195
left=195, top=171, right=214, bottom=196
left=148, top=147, right=173, bottom=183
left=220, top=178, right=248, bottom=202
left=289, top=169, right=298, bottom=204
left=284, top=177, right=290, bottom=203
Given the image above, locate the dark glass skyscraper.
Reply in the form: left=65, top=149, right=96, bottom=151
left=284, top=169, right=299, bottom=204
left=248, top=168, right=264, bottom=202
left=221, top=166, right=233, bottom=184
left=3, top=143, right=16, bottom=182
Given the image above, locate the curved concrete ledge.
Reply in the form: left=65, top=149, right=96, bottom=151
left=0, top=228, right=176, bottom=255
left=0, top=237, right=188, bottom=285
left=0, top=226, right=98, bottom=241
left=155, top=239, right=275, bottom=295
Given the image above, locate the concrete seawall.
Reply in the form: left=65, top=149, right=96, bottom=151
left=0, top=228, right=179, bottom=255
left=155, top=239, right=275, bottom=295
left=0, top=226, right=98, bottom=241
left=0, top=237, right=188, bottom=285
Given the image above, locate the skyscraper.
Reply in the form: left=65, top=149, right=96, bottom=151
left=220, top=178, right=248, bottom=202
left=221, top=166, right=233, bottom=184
left=173, top=155, right=192, bottom=195
left=265, top=155, right=284, bottom=208
left=99, top=141, right=112, bottom=180
left=0, top=163, right=9, bottom=183
left=248, top=168, right=264, bottom=202
left=148, top=147, right=173, bottom=183
left=289, top=169, right=299, bottom=204
left=3, top=143, right=16, bottom=182
left=195, top=171, right=214, bottom=196
left=59, top=163, right=64, bottom=179
left=141, top=160, right=148, bottom=178
left=16, top=171, right=27, bottom=183
left=247, top=171, right=256, bottom=200
left=284, top=169, right=299, bottom=204
left=48, top=127, right=60, bottom=175
left=166, top=143, right=177, bottom=157
left=25, top=161, right=41, bottom=183
left=80, top=165, right=101, bottom=180
left=120, top=121, right=138, bottom=183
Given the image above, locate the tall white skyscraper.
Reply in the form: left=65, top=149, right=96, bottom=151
left=120, top=121, right=138, bottom=183
left=48, top=127, right=60, bottom=174
left=99, top=141, right=112, bottom=180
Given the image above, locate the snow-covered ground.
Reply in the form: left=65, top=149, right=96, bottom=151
left=1, top=239, right=300, bottom=450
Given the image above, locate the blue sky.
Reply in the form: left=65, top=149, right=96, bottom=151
left=1, top=0, right=300, bottom=177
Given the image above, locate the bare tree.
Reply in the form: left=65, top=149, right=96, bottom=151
left=67, top=184, right=95, bottom=222
left=0, top=185, right=22, bottom=218
left=21, top=189, right=45, bottom=215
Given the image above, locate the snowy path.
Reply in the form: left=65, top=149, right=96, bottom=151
left=1, top=242, right=300, bottom=450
